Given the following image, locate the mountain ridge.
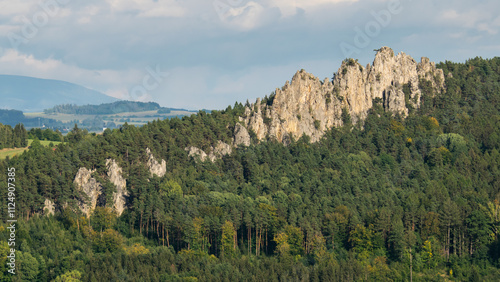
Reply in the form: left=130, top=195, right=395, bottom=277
left=240, top=46, right=445, bottom=144
left=0, top=74, right=119, bottom=112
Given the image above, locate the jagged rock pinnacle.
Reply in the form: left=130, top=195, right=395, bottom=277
left=240, top=47, right=445, bottom=143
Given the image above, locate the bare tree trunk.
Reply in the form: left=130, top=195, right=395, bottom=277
left=156, top=220, right=160, bottom=244
left=166, top=228, right=170, bottom=247
left=234, top=229, right=237, bottom=251
left=248, top=227, right=251, bottom=255
left=410, top=247, right=413, bottom=282
left=446, top=224, right=450, bottom=261
left=140, top=212, right=143, bottom=235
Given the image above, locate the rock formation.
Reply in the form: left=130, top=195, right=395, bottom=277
left=106, top=159, right=128, bottom=216
left=74, top=167, right=102, bottom=217
left=186, top=146, right=209, bottom=162
left=146, top=148, right=167, bottom=177
left=185, top=141, right=232, bottom=162
left=233, top=123, right=251, bottom=147
left=240, top=47, right=445, bottom=143
left=43, top=199, right=55, bottom=216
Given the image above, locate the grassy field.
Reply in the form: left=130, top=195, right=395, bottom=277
left=0, top=139, right=63, bottom=160
left=25, top=109, right=195, bottom=127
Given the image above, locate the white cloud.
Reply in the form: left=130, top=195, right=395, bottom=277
left=0, top=1, right=33, bottom=17
left=269, top=0, right=358, bottom=17
left=105, top=0, right=186, bottom=18
left=217, top=1, right=268, bottom=30
left=0, top=49, right=143, bottom=99
left=438, top=6, right=499, bottom=34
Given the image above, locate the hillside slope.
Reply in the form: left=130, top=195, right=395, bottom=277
left=0, top=50, right=499, bottom=281
left=0, top=75, right=119, bottom=112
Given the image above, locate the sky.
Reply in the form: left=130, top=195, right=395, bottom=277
left=0, top=0, right=499, bottom=110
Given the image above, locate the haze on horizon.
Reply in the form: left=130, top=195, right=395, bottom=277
left=0, top=0, right=498, bottom=110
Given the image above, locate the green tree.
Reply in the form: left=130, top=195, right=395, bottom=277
left=53, top=270, right=82, bottom=282
left=17, top=251, right=39, bottom=281
left=221, top=220, right=237, bottom=257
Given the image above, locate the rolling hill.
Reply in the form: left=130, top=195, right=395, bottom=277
left=0, top=75, right=119, bottom=112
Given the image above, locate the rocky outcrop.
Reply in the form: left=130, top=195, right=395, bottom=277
left=210, top=141, right=232, bottom=161
left=146, top=148, right=166, bottom=177
left=44, top=199, right=55, bottom=216
left=186, top=146, right=209, bottom=161
left=233, top=123, right=251, bottom=147
left=240, top=47, right=445, bottom=143
left=185, top=141, right=232, bottom=162
left=106, top=159, right=128, bottom=216
left=74, top=167, right=102, bottom=217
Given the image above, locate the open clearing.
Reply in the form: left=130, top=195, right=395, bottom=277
left=25, top=109, right=195, bottom=127
left=0, top=139, right=63, bottom=159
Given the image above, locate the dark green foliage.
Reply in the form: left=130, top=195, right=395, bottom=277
left=27, top=127, right=64, bottom=142
left=44, top=101, right=164, bottom=115
left=0, top=123, right=28, bottom=149
left=1, top=57, right=500, bottom=280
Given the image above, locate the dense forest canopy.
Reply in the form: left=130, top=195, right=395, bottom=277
left=0, top=57, right=500, bottom=281
left=43, top=101, right=167, bottom=115
left=0, top=123, right=28, bottom=150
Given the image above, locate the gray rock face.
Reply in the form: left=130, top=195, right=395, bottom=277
left=241, top=47, right=445, bottom=143
left=44, top=199, right=55, bottom=216
left=106, top=159, right=128, bottom=216
left=233, top=123, right=251, bottom=147
left=209, top=140, right=232, bottom=161
left=185, top=141, right=232, bottom=162
left=74, top=167, right=102, bottom=217
left=146, top=148, right=167, bottom=177
left=185, top=146, right=209, bottom=161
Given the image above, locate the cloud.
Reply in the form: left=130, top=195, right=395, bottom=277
left=0, top=49, right=143, bottom=97
left=150, top=59, right=338, bottom=110
left=105, top=0, right=186, bottom=18
left=0, top=0, right=500, bottom=111
left=269, top=0, right=359, bottom=17
left=0, top=1, right=33, bottom=17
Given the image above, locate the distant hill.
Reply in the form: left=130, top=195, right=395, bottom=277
left=44, top=101, right=164, bottom=115
left=43, top=101, right=193, bottom=115
left=0, top=75, right=119, bottom=112
left=0, top=109, right=60, bottom=128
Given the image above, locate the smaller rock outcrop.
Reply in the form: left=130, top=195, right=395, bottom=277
left=186, top=146, right=209, bottom=161
left=43, top=199, right=55, bottom=216
left=106, top=159, right=128, bottom=216
left=185, top=141, right=232, bottom=162
left=74, top=167, right=102, bottom=217
left=233, top=123, right=251, bottom=147
left=146, top=148, right=167, bottom=177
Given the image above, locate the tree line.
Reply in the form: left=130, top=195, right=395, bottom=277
left=0, top=57, right=499, bottom=281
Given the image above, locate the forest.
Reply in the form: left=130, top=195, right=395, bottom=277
left=0, top=124, right=28, bottom=150
left=43, top=101, right=167, bottom=115
left=0, top=56, right=499, bottom=281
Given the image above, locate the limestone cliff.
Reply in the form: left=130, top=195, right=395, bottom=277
left=74, top=167, right=102, bottom=217
left=146, top=148, right=167, bottom=177
left=185, top=140, right=232, bottom=162
left=106, top=159, right=128, bottom=216
left=233, top=123, right=251, bottom=147
left=241, top=47, right=445, bottom=143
